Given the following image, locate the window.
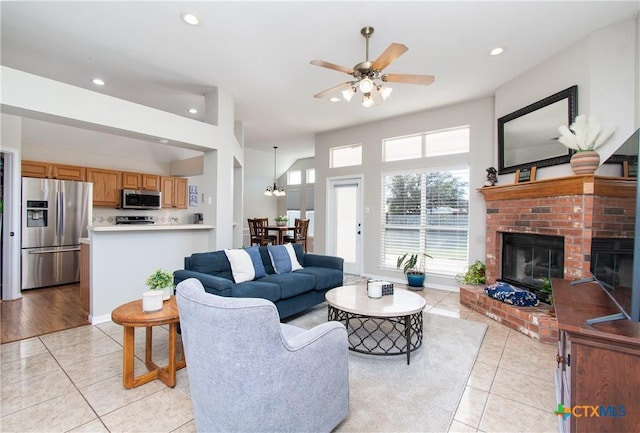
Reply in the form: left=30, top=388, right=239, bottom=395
left=380, top=168, right=469, bottom=275
left=288, top=170, right=301, bottom=185
left=306, top=210, right=314, bottom=236
left=286, top=210, right=301, bottom=223
left=306, top=168, right=315, bottom=184
left=426, top=127, right=469, bottom=157
left=330, top=144, right=362, bottom=168
left=382, top=126, right=469, bottom=162
left=383, top=135, right=422, bottom=161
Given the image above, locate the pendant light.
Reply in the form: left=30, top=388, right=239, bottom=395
left=264, top=146, right=286, bottom=197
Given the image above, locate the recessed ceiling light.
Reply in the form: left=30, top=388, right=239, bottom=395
left=188, top=108, right=198, bottom=114
left=181, top=13, right=200, bottom=26
left=329, top=97, right=341, bottom=102
left=490, top=47, right=505, bottom=56
left=158, top=139, right=169, bottom=144
left=92, top=78, right=105, bottom=86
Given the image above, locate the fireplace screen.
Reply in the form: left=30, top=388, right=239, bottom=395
left=590, top=238, right=633, bottom=289
left=501, top=233, right=564, bottom=300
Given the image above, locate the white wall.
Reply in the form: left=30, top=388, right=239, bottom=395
left=495, top=18, right=638, bottom=182
left=315, top=97, right=494, bottom=290
left=242, top=147, right=279, bottom=245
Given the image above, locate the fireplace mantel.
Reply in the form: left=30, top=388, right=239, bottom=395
left=478, top=175, right=635, bottom=201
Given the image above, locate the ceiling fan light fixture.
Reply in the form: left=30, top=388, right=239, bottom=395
left=342, top=87, right=355, bottom=102
left=359, top=78, right=374, bottom=93
left=362, top=92, right=374, bottom=108
left=378, top=85, right=393, bottom=100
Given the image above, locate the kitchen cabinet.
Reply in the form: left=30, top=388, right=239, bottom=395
left=553, top=279, right=640, bottom=433
left=121, top=172, right=141, bottom=189
left=161, top=176, right=188, bottom=209
left=22, top=161, right=86, bottom=180
left=142, top=174, right=160, bottom=191
left=87, top=168, right=122, bottom=207
left=80, top=242, right=90, bottom=317
left=21, top=160, right=51, bottom=178
left=174, top=177, right=188, bottom=208
left=122, top=172, right=160, bottom=191
left=51, top=164, right=86, bottom=181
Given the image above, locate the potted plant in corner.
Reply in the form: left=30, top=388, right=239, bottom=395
left=455, top=260, right=486, bottom=286
left=397, top=251, right=432, bottom=290
left=146, top=269, right=175, bottom=302
left=558, top=115, right=616, bottom=175
left=275, top=215, right=289, bottom=227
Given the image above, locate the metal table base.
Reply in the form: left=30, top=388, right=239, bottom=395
left=328, top=304, right=423, bottom=365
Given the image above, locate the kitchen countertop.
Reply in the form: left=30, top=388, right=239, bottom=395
left=89, top=224, right=215, bottom=232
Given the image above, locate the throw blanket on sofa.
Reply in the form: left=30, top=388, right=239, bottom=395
left=485, top=282, right=539, bottom=307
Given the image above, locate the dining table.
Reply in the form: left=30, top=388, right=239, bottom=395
left=264, top=225, right=295, bottom=245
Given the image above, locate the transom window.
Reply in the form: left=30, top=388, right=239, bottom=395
left=287, top=170, right=301, bottom=185
left=306, top=168, right=315, bottom=184
left=382, top=126, right=469, bottom=162
left=330, top=144, right=362, bottom=168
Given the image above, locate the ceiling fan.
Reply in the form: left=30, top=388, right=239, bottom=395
left=310, top=26, right=435, bottom=107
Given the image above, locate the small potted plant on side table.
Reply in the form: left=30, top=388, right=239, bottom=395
left=275, top=215, right=289, bottom=227
left=397, top=251, right=432, bottom=290
left=144, top=269, right=175, bottom=312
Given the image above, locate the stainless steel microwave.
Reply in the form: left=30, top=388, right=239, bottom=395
left=121, top=189, right=162, bottom=210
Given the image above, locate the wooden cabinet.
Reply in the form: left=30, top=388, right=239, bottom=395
left=121, top=172, right=141, bottom=189
left=122, top=172, right=160, bottom=191
left=161, top=176, right=188, bottom=209
left=52, top=164, right=86, bottom=181
left=174, top=177, right=188, bottom=208
left=554, top=279, right=640, bottom=433
left=80, top=243, right=90, bottom=317
left=22, top=160, right=51, bottom=178
left=87, top=168, right=122, bottom=207
left=22, top=160, right=85, bottom=181
left=142, top=174, right=160, bottom=191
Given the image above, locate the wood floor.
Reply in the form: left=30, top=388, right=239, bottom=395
left=1, top=283, right=90, bottom=344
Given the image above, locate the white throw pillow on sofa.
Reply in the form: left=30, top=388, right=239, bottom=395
left=224, top=249, right=256, bottom=283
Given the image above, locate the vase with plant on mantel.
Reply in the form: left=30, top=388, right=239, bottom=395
left=558, top=114, right=616, bottom=175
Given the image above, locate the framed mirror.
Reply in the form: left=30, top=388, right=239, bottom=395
left=498, top=85, right=578, bottom=174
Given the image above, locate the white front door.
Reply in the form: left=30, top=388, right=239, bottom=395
left=327, top=177, right=362, bottom=275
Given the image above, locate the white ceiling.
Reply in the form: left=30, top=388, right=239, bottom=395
left=1, top=1, right=638, bottom=165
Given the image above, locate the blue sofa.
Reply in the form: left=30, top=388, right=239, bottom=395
left=173, top=243, right=344, bottom=319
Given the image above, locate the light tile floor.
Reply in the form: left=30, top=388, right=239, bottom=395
left=0, top=287, right=559, bottom=433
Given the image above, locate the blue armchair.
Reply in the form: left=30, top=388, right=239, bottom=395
left=176, top=278, right=350, bottom=433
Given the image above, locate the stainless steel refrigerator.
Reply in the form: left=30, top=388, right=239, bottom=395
left=21, top=178, right=92, bottom=290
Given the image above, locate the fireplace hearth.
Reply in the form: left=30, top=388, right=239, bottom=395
left=501, top=233, right=564, bottom=303
left=473, top=175, right=636, bottom=341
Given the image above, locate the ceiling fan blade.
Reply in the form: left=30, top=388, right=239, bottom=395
left=381, top=73, right=435, bottom=85
left=310, top=60, right=355, bottom=75
left=371, top=43, right=408, bottom=71
left=313, top=82, right=353, bottom=99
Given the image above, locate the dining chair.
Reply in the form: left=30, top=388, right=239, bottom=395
left=248, top=218, right=276, bottom=246
left=283, top=218, right=310, bottom=252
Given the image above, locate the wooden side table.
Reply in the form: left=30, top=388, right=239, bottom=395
left=111, top=296, right=186, bottom=389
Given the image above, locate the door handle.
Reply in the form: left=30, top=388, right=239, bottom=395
left=29, top=247, right=81, bottom=254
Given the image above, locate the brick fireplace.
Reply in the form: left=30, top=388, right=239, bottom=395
left=460, top=175, right=636, bottom=343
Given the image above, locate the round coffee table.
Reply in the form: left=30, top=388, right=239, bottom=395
left=325, top=285, right=426, bottom=365
left=111, top=296, right=186, bottom=389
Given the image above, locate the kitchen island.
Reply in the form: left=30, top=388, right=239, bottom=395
left=86, top=224, right=215, bottom=323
